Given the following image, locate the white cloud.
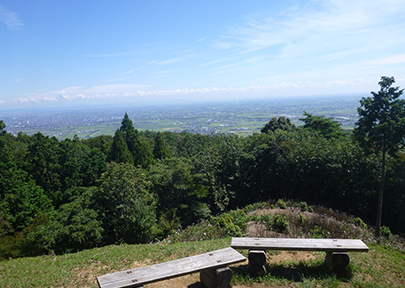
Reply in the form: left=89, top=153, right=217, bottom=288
left=3, top=80, right=374, bottom=106
left=119, top=70, right=135, bottom=75
left=366, top=54, right=405, bottom=65
left=196, top=36, right=209, bottom=43
left=0, top=5, right=23, bottom=30
left=214, top=0, right=405, bottom=59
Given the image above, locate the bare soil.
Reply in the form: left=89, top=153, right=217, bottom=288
left=137, top=208, right=322, bottom=287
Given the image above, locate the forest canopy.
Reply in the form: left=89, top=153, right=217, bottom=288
left=1, top=78, right=405, bottom=258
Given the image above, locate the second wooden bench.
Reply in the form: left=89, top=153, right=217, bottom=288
left=231, top=237, right=369, bottom=277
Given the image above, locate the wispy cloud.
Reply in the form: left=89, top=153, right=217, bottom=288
left=119, top=70, right=135, bottom=76
left=196, top=36, right=209, bottom=43
left=0, top=5, right=23, bottom=30
left=118, top=60, right=158, bottom=75
left=214, top=0, right=405, bottom=60
left=156, top=54, right=197, bottom=65
left=366, top=54, right=405, bottom=65
left=83, top=51, right=135, bottom=58
left=3, top=80, right=373, bottom=106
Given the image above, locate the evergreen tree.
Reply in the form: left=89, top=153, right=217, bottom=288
left=26, top=133, right=61, bottom=198
left=108, top=129, right=134, bottom=164
left=153, top=131, right=171, bottom=160
left=261, top=116, right=296, bottom=133
left=300, top=111, right=345, bottom=139
left=354, top=76, right=405, bottom=239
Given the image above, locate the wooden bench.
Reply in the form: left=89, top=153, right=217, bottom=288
left=97, top=247, right=246, bottom=288
left=231, top=237, right=369, bottom=278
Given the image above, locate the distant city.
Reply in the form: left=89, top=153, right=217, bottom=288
left=1, top=95, right=363, bottom=140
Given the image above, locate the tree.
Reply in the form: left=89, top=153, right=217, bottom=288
left=300, top=111, right=345, bottom=139
left=354, top=76, right=405, bottom=239
left=0, top=120, right=6, bottom=136
left=109, top=113, right=154, bottom=167
left=93, top=162, right=157, bottom=244
left=26, top=133, right=61, bottom=198
left=261, top=116, right=296, bottom=133
left=153, top=131, right=171, bottom=160
left=108, top=129, right=134, bottom=164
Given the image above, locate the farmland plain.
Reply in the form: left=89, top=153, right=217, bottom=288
left=1, top=95, right=361, bottom=140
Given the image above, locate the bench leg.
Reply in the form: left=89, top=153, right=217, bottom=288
left=247, top=250, right=267, bottom=277
left=325, top=252, right=350, bottom=278
left=200, top=266, right=233, bottom=288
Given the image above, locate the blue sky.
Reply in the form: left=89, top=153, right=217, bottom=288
left=1, top=0, right=405, bottom=109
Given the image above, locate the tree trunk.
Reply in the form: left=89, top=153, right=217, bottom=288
left=375, top=140, right=386, bottom=242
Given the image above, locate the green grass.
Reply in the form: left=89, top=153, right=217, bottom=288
left=0, top=239, right=230, bottom=288
left=1, top=202, right=405, bottom=288
left=1, top=240, right=404, bottom=287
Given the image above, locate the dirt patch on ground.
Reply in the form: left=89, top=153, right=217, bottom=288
left=102, top=208, right=324, bottom=287
left=267, top=250, right=320, bottom=265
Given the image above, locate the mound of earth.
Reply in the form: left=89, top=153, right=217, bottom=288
left=136, top=208, right=323, bottom=288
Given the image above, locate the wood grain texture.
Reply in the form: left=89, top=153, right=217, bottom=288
left=231, top=237, right=369, bottom=252
left=97, top=247, right=246, bottom=288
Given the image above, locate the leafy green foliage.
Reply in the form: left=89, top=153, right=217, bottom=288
left=260, top=214, right=273, bottom=229
left=149, top=157, right=210, bottom=227
left=2, top=108, right=405, bottom=258
left=354, top=76, right=405, bottom=238
left=309, top=225, right=329, bottom=238
left=261, top=116, right=296, bottom=133
left=153, top=131, right=171, bottom=160
left=272, top=215, right=290, bottom=233
left=212, top=210, right=247, bottom=237
left=354, top=217, right=367, bottom=229
left=300, top=111, right=345, bottom=139
left=354, top=76, right=405, bottom=155
left=94, top=162, right=157, bottom=244
left=381, top=225, right=392, bottom=238
left=276, top=199, right=287, bottom=209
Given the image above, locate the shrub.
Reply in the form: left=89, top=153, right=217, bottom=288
left=212, top=210, right=247, bottom=237
left=381, top=225, right=392, bottom=238
left=260, top=214, right=273, bottom=229
left=309, top=225, right=329, bottom=238
left=276, top=199, right=287, bottom=209
left=299, top=201, right=308, bottom=211
left=299, top=213, right=307, bottom=225
left=353, top=217, right=367, bottom=229
left=248, top=213, right=260, bottom=223
left=273, top=215, right=290, bottom=233
left=243, top=204, right=254, bottom=213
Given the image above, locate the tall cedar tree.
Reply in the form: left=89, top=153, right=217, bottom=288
left=354, top=76, right=405, bottom=239
left=112, top=113, right=154, bottom=167
left=109, top=129, right=134, bottom=165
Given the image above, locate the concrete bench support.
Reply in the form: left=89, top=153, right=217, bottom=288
left=200, top=266, right=233, bottom=288
left=325, top=251, right=351, bottom=278
left=247, top=250, right=267, bottom=277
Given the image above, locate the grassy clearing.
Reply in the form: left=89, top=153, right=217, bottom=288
left=0, top=239, right=230, bottom=288
left=1, top=240, right=404, bottom=287
left=1, top=202, right=404, bottom=288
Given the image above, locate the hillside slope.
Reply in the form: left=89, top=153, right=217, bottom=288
left=1, top=203, right=404, bottom=287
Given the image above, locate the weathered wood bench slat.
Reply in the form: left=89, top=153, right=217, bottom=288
left=231, top=237, right=369, bottom=252
left=97, top=247, right=246, bottom=288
